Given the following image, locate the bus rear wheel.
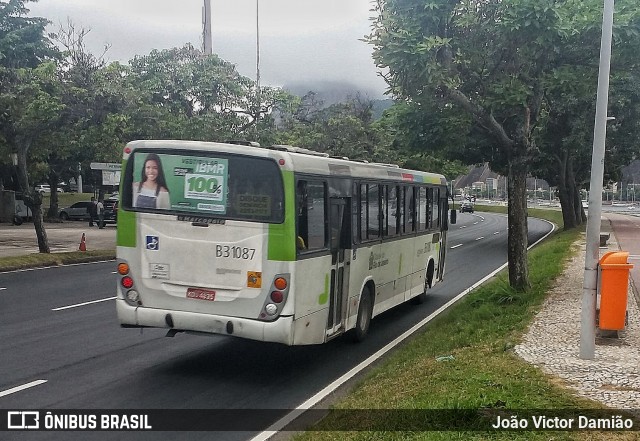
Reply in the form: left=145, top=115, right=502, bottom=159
left=353, top=286, right=373, bottom=342
left=412, top=263, right=433, bottom=305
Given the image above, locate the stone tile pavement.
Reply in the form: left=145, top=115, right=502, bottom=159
left=0, top=221, right=116, bottom=257
left=515, top=218, right=640, bottom=409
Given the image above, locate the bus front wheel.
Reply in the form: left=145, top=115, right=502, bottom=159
left=353, top=286, right=373, bottom=342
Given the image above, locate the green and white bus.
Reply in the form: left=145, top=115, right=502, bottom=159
left=116, top=140, right=453, bottom=345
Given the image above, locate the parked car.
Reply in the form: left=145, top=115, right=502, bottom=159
left=461, top=201, right=474, bottom=213
left=35, top=184, right=64, bottom=194
left=103, top=198, right=118, bottom=224
left=59, top=201, right=92, bottom=220
left=13, top=193, right=32, bottom=225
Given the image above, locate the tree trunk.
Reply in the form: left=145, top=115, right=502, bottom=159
left=16, top=144, right=50, bottom=253
left=507, top=160, right=529, bottom=291
left=575, top=183, right=587, bottom=223
left=566, top=156, right=586, bottom=228
left=555, top=150, right=587, bottom=230
left=556, top=151, right=579, bottom=229
left=47, top=171, right=61, bottom=220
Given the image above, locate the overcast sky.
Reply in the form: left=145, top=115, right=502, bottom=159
left=27, top=0, right=388, bottom=97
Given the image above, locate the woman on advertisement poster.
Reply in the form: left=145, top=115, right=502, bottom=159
left=133, top=153, right=170, bottom=209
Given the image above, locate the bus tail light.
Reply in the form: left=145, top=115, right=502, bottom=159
left=274, top=277, right=287, bottom=290
left=121, top=276, right=134, bottom=289
left=270, top=291, right=283, bottom=303
left=259, top=273, right=290, bottom=321
left=126, top=290, right=140, bottom=303
left=118, top=260, right=141, bottom=306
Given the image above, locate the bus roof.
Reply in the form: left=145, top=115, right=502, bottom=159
left=125, top=140, right=448, bottom=186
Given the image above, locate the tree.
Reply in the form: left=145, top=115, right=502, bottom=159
left=372, top=100, right=473, bottom=178
left=275, top=93, right=384, bottom=161
left=366, top=0, right=640, bottom=290
left=2, top=62, right=64, bottom=252
left=0, top=0, right=58, bottom=251
left=0, top=0, right=55, bottom=69
left=530, top=2, right=640, bottom=230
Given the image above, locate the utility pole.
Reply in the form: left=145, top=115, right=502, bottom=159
left=580, top=0, right=615, bottom=360
left=255, top=0, right=261, bottom=142
left=202, top=0, right=212, bottom=55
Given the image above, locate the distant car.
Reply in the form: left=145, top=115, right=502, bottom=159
left=461, top=201, right=474, bottom=213
left=35, top=184, right=64, bottom=195
left=59, top=201, right=92, bottom=220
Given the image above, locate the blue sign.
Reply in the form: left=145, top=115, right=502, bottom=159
left=146, top=236, right=159, bottom=250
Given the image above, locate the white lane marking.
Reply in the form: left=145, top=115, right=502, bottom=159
left=450, top=244, right=463, bottom=249
left=494, top=232, right=500, bottom=235
left=0, top=380, right=47, bottom=398
left=0, top=260, right=115, bottom=275
left=0, top=287, right=6, bottom=291
left=460, top=225, right=467, bottom=228
left=475, top=237, right=484, bottom=241
left=52, top=297, right=116, bottom=311
left=628, top=255, right=640, bottom=260
left=473, top=222, right=479, bottom=225
left=249, top=216, right=557, bottom=441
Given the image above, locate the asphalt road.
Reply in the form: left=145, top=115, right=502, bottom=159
left=0, top=212, right=552, bottom=440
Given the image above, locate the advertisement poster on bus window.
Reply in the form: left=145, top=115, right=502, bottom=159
left=132, top=153, right=228, bottom=214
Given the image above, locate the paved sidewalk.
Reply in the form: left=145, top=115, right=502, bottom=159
left=604, top=213, right=640, bottom=304
left=516, top=214, right=640, bottom=410
left=0, top=221, right=116, bottom=257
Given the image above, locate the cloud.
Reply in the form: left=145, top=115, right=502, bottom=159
left=27, top=0, right=387, bottom=96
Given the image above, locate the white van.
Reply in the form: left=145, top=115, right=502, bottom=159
left=34, top=184, right=64, bottom=194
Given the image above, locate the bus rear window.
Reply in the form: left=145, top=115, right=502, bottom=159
left=123, top=151, right=284, bottom=223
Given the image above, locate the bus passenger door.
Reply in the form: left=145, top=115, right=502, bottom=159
left=437, top=196, right=448, bottom=281
left=327, top=197, right=351, bottom=338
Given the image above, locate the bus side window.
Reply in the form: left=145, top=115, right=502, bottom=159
left=404, top=186, right=414, bottom=233
left=418, top=187, right=427, bottom=231
left=297, top=180, right=327, bottom=252
left=359, top=184, right=367, bottom=241
left=367, top=184, right=381, bottom=239
left=432, top=188, right=440, bottom=227
left=397, top=186, right=404, bottom=234
left=387, top=185, right=397, bottom=236
left=426, top=188, right=434, bottom=230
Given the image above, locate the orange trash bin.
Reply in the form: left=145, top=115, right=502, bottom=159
left=598, top=251, right=634, bottom=331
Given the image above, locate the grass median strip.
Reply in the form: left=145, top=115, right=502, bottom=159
left=293, top=209, right=636, bottom=440
left=0, top=250, right=115, bottom=272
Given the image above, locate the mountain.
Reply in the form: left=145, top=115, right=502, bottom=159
left=282, top=80, right=392, bottom=119
left=283, top=80, right=384, bottom=106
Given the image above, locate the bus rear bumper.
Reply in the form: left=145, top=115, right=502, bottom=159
left=116, top=299, right=294, bottom=345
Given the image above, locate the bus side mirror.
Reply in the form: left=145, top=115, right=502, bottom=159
left=450, top=209, right=457, bottom=225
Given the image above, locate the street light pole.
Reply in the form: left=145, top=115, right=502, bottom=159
left=580, top=0, right=615, bottom=360
left=255, top=0, right=261, bottom=142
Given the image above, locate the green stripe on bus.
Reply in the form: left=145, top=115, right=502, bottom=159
left=318, top=273, right=329, bottom=305
left=116, top=211, right=136, bottom=247
left=268, top=170, right=296, bottom=261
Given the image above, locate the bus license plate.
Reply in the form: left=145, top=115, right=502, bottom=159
left=186, top=288, right=216, bottom=301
